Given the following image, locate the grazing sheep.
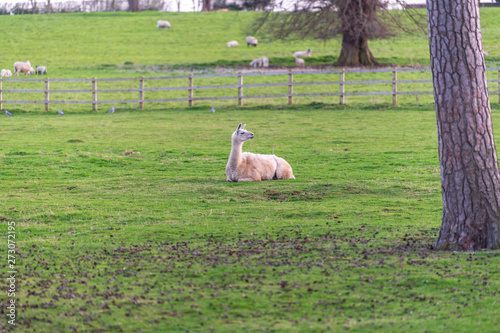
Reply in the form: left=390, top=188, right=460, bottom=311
left=226, top=123, right=295, bottom=182
left=249, top=58, right=262, bottom=68
left=261, top=56, right=269, bottom=68
left=246, top=36, right=258, bottom=47
left=227, top=40, right=239, bottom=48
left=36, top=66, right=47, bottom=75
left=157, top=20, right=171, bottom=29
left=13, top=60, right=33, bottom=76
left=484, top=51, right=490, bottom=56
left=293, top=49, right=312, bottom=58
left=27, top=67, right=36, bottom=75
left=295, top=58, right=305, bottom=67
left=1, top=69, right=12, bottom=77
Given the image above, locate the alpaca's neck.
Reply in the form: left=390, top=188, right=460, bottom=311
left=228, top=139, right=244, bottom=167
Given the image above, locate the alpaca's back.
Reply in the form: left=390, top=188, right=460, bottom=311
left=242, top=153, right=277, bottom=180
left=241, top=153, right=294, bottom=181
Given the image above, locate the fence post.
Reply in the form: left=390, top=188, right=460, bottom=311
left=288, top=71, right=293, bottom=105
left=92, top=77, right=97, bottom=111
left=340, top=69, right=345, bottom=104
left=0, top=78, right=2, bottom=111
left=392, top=69, right=397, bottom=106
left=238, top=73, right=243, bottom=106
left=45, top=78, right=50, bottom=112
left=188, top=75, right=193, bottom=107
left=139, top=76, right=145, bottom=110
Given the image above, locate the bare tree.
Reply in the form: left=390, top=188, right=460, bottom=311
left=427, top=0, right=500, bottom=250
left=251, top=0, right=425, bottom=67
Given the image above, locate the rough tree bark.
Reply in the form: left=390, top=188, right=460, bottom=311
left=334, top=0, right=380, bottom=66
left=335, top=34, right=378, bottom=67
left=427, top=0, right=500, bottom=250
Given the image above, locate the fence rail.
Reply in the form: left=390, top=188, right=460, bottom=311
left=1, top=68, right=500, bottom=111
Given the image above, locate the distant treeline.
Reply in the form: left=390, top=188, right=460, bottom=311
left=0, top=0, right=170, bottom=14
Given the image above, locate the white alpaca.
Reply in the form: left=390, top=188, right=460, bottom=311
left=226, top=123, right=295, bottom=182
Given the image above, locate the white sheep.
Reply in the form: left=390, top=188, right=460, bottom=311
left=261, top=56, right=269, bottom=68
left=249, top=58, right=262, bottom=68
left=157, top=20, right=171, bottom=29
left=227, top=40, right=239, bottom=48
left=226, top=123, right=295, bottom=182
left=246, top=36, right=258, bottom=47
left=293, top=49, right=312, bottom=58
left=295, top=58, right=305, bottom=68
left=36, top=66, right=47, bottom=75
left=13, top=60, right=33, bottom=76
left=1, top=69, right=13, bottom=77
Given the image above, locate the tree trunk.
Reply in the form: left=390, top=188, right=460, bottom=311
left=427, top=0, right=500, bottom=250
left=128, top=0, right=140, bottom=12
left=334, top=34, right=378, bottom=67
left=202, top=0, right=212, bottom=11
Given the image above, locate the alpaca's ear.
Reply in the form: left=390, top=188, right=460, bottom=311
left=241, top=124, right=246, bottom=130
left=237, top=123, right=242, bottom=132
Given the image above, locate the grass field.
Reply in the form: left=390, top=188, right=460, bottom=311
left=0, top=9, right=499, bottom=78
left=0, top=10, right=499, bottom=113
left=1, top=105, right=500, bottom=332
left=1, top=9, right=500, bottom=333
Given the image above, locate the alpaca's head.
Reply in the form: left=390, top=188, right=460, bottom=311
left=232, top=123, right=254, bottom=143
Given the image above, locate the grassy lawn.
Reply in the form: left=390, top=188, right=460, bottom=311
left=1, top=9, right=500, bottom=333
left=1, top=105, right=499, bottom=332
left=0, top=9, right=498, bottom=79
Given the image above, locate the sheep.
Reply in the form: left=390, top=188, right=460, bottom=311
left=261, top=56, right=269, bottom=68
left=36, top=66, right=47, bottom=75
left=484, top=51, right=490, bottom=56
left=249, top=58, right=262, bottom=68
left=27, top=67, right=36, bottom=75
left=157, top=20, right=171, bottom=29
left=13, top=60, right=34, bottom=76
left=246, top=36, right=258, bottom=47
left=227, top=40, right=239, bottom=48
left=295, top=58, right=305, bottom=68
left=293, top=49, right=312, bottom=58
left=1, top=69, right=13, bottom=77
left=226, top=123, right=295, bottom=182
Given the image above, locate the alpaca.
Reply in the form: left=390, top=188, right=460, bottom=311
left=226, top=123, right=295, bottom=182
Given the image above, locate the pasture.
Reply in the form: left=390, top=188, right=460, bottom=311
left=0, top=9, right=500, bottom=333
left=2, top=106, right=500, bottom=332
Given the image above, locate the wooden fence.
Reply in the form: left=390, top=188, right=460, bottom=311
left=1, top=68, right=500, bottom=111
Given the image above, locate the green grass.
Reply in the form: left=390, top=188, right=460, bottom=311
left=0, top=9, right=498, bottom=79
left=1, top=105, right=499, bottom=332
left=1, top=10, right=499, bottom=114
left=1, top=9, right=500, bottom=332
